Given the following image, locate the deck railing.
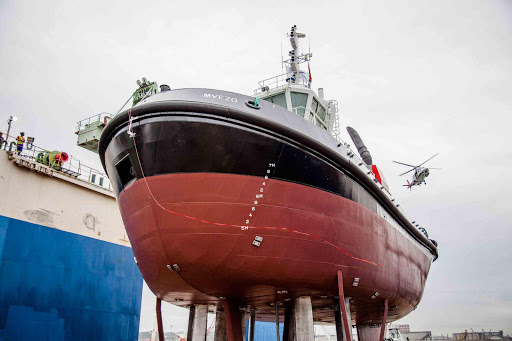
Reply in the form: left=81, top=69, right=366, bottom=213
left=254, top=72, right=311, bottom=94
left=76, top=113, right=112, bottom=133
left=1, top=132, right=111, bottom=191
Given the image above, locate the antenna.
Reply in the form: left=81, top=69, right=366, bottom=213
left=284, top=25, right=312, bottom=85
left=281, top=42, right=283, bottom=73
left=309, top=34, right=312, bottom=88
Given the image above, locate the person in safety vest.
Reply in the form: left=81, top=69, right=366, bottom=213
left=16, top=132, right=25, bottom=154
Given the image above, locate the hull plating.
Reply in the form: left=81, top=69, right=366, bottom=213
left=119, top=173, right=431, bottom=324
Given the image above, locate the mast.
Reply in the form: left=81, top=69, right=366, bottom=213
left=284, top=25, right=312, bottom=87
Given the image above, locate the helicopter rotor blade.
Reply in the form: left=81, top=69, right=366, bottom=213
left=418, top=153, right=439, bottom=167
left=399, top=168, right=416, bottom=176
left=393, top=160, right=416, bottom=167
left=428, top=167, right=442, bottom=170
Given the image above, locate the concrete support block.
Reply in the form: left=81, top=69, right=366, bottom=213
left=294, top=296, right=314, bottom=341
left=355, top=300, right=387, bottom=341
left=344, top=298, right=352, bottom=331
left=357, top=325, right=380, bottom=341
left=241, top=308, right=247, bottom=341
left=191, top=304, right=208, bottom=341
left=214, top=310, right=228, bottom=341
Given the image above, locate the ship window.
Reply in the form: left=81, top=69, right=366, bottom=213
left=291, top=92, right=308, bottom=117
left=317, top=105, right=326, bottom=121
left=312, top=98, right=319, bottom=113
left=263, top=93, right=287, bottom=109
left=115, top=155, right=136, bottom=187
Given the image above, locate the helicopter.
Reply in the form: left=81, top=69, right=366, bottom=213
left=393, top=153, right=440, bottom=189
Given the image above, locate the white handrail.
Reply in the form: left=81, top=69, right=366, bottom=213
left=254, top=72, right=310, bottom=94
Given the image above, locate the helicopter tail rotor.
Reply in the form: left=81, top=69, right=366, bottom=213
left=403, top=180, right=413, bottom=189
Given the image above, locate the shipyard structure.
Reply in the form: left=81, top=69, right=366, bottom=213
left=0, top=145, right=143, bottom=340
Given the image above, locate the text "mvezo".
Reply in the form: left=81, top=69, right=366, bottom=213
left=204, top=93, right=238, bottom=103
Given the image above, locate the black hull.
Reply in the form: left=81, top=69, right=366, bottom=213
left=105, top=115, right=378, bottom=213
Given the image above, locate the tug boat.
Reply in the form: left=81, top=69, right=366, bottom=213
left=98, top=26, right=438, bottom=341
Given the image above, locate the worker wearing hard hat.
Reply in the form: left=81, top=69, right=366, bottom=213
left=16, top=132, right=25, bottom=154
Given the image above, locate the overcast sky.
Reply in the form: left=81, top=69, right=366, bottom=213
left=1, top=0, right=511, bottom=337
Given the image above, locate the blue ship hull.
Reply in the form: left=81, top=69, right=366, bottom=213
left=0, top=215, right=143, bottom=341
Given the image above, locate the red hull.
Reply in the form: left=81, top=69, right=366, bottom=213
left=119, top=173, right=431, bottom=324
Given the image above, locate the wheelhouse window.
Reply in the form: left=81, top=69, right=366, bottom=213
left=290, top=91, right=308, bottom=117
left=312, top=98, right=319, bottom=113
left=317, top=105, right=326, bottom=122
left=263, top=92, right=287, bottom=109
